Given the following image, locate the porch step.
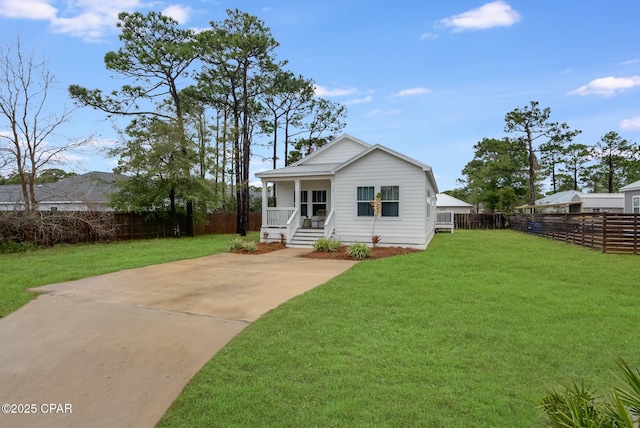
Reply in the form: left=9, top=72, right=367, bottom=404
left=289, top=228, right=329, bottom=247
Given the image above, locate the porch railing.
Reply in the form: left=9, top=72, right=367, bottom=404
left=324, top=209, right=335, bottom=238
left=436, top=211, right=454, bottom=232
left=265, top=207, right=296, bottom=227
left=286, top=207, right=300, bottom=243
left=436, top=211, right=454, bottom=225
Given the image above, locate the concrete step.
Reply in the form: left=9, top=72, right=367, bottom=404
left=289, top=229, right=330, bottom=247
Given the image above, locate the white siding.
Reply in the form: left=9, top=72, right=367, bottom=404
left=624, top=190, right=640, bottom=213
left=437, top=207, right=472, bottom=214
left=276, top=182, right=294, bottom=206
left=333, top=149, right=430, bottom=249
left=303, top=137, right=368, bottom=165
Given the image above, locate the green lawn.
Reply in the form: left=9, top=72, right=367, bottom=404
left=0, top=233, right=254, bottom=317
left=158, top=230, right=640, bottom=427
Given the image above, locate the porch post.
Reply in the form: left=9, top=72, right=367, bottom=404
left=261, top=179, right=268, bottom=227
left=294, top=179, right=301, bottom=211
left=330, top=178, right=335, bottom=212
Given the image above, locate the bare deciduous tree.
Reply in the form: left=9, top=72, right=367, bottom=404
left=0, top=38, right=89, bottom=211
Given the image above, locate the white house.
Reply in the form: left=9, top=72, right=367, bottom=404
left=620, top=180, right=640, bottom=213
left=255, top=134, right=439, bottom=249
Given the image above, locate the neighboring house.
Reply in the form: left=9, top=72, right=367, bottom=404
left=436, top=193, right=473, bottom=214
left=516, top=190, right=624, bottom=213
left=0, top=171, right=121, bottom=211
left=620, top=180, right=640, bottom=213
left=434, top=193, right=473, bottom=233
left=255, top=134, right=439, bottom=249
left=579, top=193, right=624, bottom=213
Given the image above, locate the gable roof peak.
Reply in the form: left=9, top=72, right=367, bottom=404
left=292, top=133, right=371, bottom=166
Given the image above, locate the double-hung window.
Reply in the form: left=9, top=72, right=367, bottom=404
left=357, top=186, right=375, bottom=216
left=633, top=196, right=640, bottom=214
left=357, top=185, right=399, bottom=217
left=380, top=185, right=399, bottom=217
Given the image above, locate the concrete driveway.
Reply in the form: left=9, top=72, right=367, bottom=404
left=0, top=248, right=356, bottom=428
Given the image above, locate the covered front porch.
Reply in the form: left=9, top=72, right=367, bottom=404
left=259, top=177, right=335, bottom=246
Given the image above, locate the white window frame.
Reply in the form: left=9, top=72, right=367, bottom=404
left=380, top=185, right=400, bottom=217
left=356, top=186, right=375, bottom=217
left=633, top=195, right=640, bottom=214
left=356, top=185, right=400, bottom=218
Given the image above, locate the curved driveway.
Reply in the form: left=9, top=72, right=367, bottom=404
left=0, top=248, right=356, bottom=428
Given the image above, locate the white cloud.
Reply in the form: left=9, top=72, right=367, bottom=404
left=0, top=0, right=57, bottom=20
left=344, top=95, right=373, bottom=105
left=365, top=108, right=402, bottom=117
left=621, top=116, right=640, bottom=130
left=51, top=12, right=117, bottom=40
left=1, top=0, right=150, bottom=40
left=440, top=1, right=521, bottom=31
left=314, top=85, right=357, bottom=97
left=420, top=32, right=437, bottom=41
left=393, top=87, right=430, bottom=97
left=569, top=76, right=640, bottom=96
left=161, top=4, right=191, bottom=24
left=620, top=59, right=640, bottom=65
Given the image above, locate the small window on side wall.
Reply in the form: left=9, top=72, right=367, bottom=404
left=633, top=196, right=640, bottom=214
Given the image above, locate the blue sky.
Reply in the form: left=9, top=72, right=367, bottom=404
left=1, top=0, right=639, bottom=192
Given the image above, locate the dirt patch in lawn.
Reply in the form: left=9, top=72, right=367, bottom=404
left=233, top=242, right=421, bottom=260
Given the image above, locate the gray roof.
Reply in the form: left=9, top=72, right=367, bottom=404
left=0, top=171, right=123, bottom=206
left=255, top=134, right=438, bottom=192
left=254, top=163, right=342, bottom=178
left=620, top=180, right=640, bottom=192
left=533, top=190, right=624, bottom=210
left=579, top=193, right=624, bottom=209
left=436, top=193, right=473, bottom=208
left=536, top=190, right=582, bottom=205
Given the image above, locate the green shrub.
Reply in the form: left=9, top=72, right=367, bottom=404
left=241, top=240, right=257, bottom=252
left=312, top=237, right=341, bottom=252
left=228, top=237, right=257, bottom=252
left=540, top=358, right=640, bottom=427
left=227, top=237, right=246, bottom=252
left=0, top=241, right=38, bottom=254
left=347, top=242, right=371, bottom=260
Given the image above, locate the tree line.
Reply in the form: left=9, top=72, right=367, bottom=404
left=70, top=9, right=347, bottom=236
left=450, top=101, right=639, bottom=213
left=1, top=10, right=346, bottom=237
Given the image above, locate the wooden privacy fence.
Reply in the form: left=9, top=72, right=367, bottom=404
left=510, top=213, right=640, bottom=254
left=454, top=213, right=508, bottom=230
left=114, top=212, right=262, bottom=240
left=193, top=212, right=261, bottom=236
left=114, top=212, right=189, bottom=240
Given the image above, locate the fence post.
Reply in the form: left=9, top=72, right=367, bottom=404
left=635, top=215, right=639, bottom=255
left=601, top=213, right=607, bottom=253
